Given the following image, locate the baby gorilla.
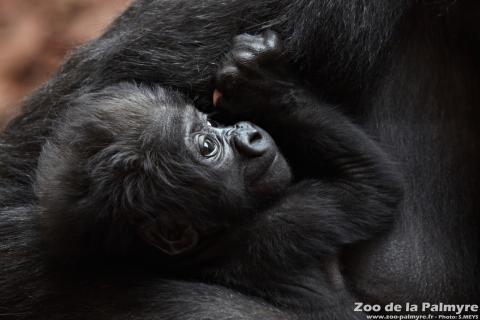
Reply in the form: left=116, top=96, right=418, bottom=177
left=36, top=83, right=292, bottom=259
left=36, top=31, right=403, bottom=319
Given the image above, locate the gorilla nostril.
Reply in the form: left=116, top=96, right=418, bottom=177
left=232, top=121, right=269, bottom=158
left=248, top=131, right=262, bottom=144
left=233, top=130, right=268, bottom=158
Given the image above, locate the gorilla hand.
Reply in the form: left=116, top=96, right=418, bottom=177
left=214, top=30, right=294, bottom=121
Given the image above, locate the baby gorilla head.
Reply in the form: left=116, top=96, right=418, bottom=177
left=36, top=83, right=291, bottom=262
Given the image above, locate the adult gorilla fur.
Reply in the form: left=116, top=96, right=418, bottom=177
left=0, top=0, right=479, bottom=319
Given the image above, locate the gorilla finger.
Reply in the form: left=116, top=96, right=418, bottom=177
left=261, top=30, right=283, bottom=55
left=232, top=33, right=262, bottom=48
left=231, top=47, right=260, bottom=68
left=215, top=64, right=241, bottom=93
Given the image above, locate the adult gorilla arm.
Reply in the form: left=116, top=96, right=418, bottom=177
left=0, top=0, right=411, bottom=195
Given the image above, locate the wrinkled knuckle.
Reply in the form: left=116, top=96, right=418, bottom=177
left=216, top=65, right=240, bottom=88
left=258, top=30, right=281, bottom=56
left=233, top=33, right=255, bottom=47
left=232, top=48, right=257, bottom=66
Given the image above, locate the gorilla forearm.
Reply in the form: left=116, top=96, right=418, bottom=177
left=263, top=92, right=403, bottom=240
left=216, top=31, right=403, bottom=256
left=86, top=0, right=410, bottom=104
left=3, top=0, right=410, bottom=136
left=219, top=102, right=402, bottom=309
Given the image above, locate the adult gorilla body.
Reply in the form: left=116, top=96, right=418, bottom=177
left=0, top=0, right=479, bottom=319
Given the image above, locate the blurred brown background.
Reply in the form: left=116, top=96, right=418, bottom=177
left=0, top=0, right=131, bottom=130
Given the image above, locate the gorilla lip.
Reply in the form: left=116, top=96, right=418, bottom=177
left=247, top=151, right=278, bottom=183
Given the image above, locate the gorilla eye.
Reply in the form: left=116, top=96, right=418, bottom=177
left=198, top=136, right=218, bottom=158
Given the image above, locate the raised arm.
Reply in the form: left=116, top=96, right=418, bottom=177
left=215, top=31, right=404, bottom=259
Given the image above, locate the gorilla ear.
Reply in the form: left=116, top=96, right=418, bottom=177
left=141, top=221, right=199, bottom=256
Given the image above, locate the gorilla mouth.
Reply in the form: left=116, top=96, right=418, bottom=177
left=247, top=152, right=277, bottom=181
left=264, top=153, right=279, bottom=176
left=245, top=149, right=292, bottom=200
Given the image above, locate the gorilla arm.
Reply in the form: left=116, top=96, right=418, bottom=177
left=209, top=32, right=403, bottom=312
left=215, top=31, right=403, bottom=255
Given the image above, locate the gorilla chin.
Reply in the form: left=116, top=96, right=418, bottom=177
left=248, top=150, right=292, bottom=199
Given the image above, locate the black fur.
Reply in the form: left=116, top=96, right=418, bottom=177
left=1, top=0, right=479, bottom=319
left=27, top=31, right=403, bottom=319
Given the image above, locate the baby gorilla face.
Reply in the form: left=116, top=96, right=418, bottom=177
left=36, top=83, right=291, bottom=259
left=184, top=110, right=292, bottom=205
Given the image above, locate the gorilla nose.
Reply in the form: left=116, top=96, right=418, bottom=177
left=233, top=122, right=269, bottom=157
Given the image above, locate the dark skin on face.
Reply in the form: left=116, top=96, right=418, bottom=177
left=143, top=103, right=292, bottom=256
left=185, top=112, right=291, bottom=202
